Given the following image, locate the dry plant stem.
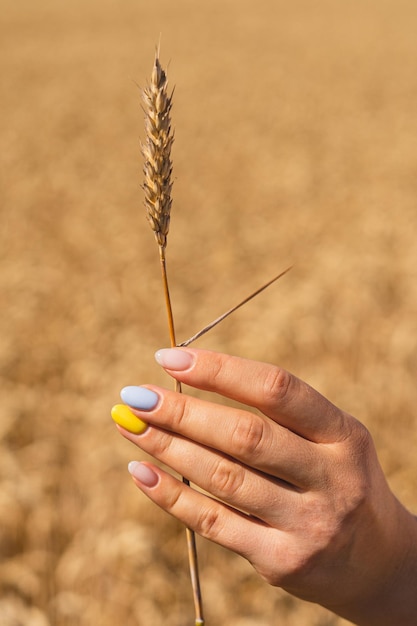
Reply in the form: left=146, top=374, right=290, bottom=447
left=159, top=246, right=177, bottom=349
left=159, top=246, right=205, bottom=626
left=143, top=54, right=204, bottom=626
left=179, top=266, right=292, bottom=347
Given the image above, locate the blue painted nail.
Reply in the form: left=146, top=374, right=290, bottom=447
left=120, top=386, right=159, bottom=410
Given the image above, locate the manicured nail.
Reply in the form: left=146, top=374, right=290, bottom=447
left=128, top=461, right=159, bottom=487
left=111, top=404, right=148, bottom=434
left=120, top=386, right=159, bottom=410
left=154, top=348, right=194, bottom=371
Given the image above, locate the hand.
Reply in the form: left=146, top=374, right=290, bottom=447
left=111, top=348, right=417, bottom=625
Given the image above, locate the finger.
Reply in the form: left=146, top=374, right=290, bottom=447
left=116, top=387, right=321, bottom=489
left=126, top=460, right=282, bottom=567
left=155, top=348, right=350, bottom=443
left=119, top=424, right=302, bottom=526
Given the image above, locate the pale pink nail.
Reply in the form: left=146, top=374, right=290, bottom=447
left=128, top=461, right=159, bottom=487
left=154, top=348, right=194, bottom=371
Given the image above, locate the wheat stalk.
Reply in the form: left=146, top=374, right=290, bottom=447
left=141, top=53, right=205, bottom=626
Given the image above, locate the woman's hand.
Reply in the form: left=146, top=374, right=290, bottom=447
left=111, top=348, right=417, bottom=625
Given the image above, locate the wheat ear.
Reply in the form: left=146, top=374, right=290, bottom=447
left=141, top=53, right=205, bottom=626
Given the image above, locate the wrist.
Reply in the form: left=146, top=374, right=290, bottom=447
left=333, top=506, right=417, bottom=626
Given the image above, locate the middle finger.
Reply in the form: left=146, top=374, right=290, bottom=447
left=117, top=385, right=323, bottom=489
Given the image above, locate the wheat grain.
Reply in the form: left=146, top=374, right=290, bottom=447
left=141, top=56, right=174, bottom=248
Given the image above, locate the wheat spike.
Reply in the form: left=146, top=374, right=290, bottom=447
left=142, top=56, right=174, bottom=248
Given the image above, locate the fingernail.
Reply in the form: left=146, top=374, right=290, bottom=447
left=111, top=404, right=148, bottom=434
left=120, top=386, right=159, bottom=410
left=154, top=348, right=194, bottom=371
left=128, top=461, right=159, bottom=487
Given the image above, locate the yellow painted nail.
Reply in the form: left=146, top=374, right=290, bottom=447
left=111, top=404, right=148, bottom=434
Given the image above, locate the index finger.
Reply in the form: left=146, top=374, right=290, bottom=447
left=155, top=348, right=350, bottom=444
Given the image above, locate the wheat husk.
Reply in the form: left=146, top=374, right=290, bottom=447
left=141, top=56, right=174, bottom=249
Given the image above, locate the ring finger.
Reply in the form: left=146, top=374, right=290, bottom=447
left=117, top=420, right=304, bottom=527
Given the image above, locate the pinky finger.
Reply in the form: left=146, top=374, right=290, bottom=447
left=127, top=460, right=265, bottom=559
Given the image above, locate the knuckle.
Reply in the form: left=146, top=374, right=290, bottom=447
left=342, top=423, right=375, bottom=502
left=151, top=430, right=173, bottom=457
left=163, top=482, right=183, bottom=513
left=230, top=413, right=265, bottom=459
left=195, top=506, right=223, bottom=539
left=169, top=394, right=190, bottom=431
left=351, top=420, right=373, bottom=455
left=261, top=366, right=292, bottom=408
left=207, top=352, right=228, bottom=387
left=210, top=457, right=245, bottom=497
left=337, top=418, right=374, bottom=476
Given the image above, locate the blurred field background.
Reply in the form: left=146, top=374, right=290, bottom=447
left=1, top=0, right=417, bottom=624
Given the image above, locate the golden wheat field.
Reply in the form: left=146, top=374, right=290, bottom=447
left=1, top=0, right=417, bottom=624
